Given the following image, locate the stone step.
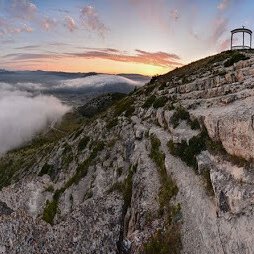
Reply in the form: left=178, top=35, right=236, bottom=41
left=182, top=89, right=254, bottom=109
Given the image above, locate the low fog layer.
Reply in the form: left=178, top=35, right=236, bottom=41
left=0, top=72, right=149, bottom=94
left=58, top=74, right=142, bottom=89
left=0, top=72, right=148, bottom=154
left=53, top=74, right=144, bottom=94
left=0, top=88, right=70, bottom=155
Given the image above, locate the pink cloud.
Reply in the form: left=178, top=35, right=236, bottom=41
left=219, top=36, right=239, bottom=51
left=64, top=16, right=77, bottom=32
left=218, top=38, right=231, bottom=51
left=217, top=0, right=230, bottom=10
left=80, top=5, right=109, bottom=38
left=0, top=17, right=33, bottom=36
left=41, top=17, right=57, bottom=31
left=70, top=48, right=182, bottom=68
left=9, top=0, right=37, bottom=20
left=127, top=0, right=170, bottom=31
left=209, top=17, right=228, bottom=45
left=3, top=48, right=182, bottom=68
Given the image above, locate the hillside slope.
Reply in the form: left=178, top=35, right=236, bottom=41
left=0, top=50, right=254, bottom=253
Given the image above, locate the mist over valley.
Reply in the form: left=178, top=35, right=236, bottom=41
left=0, top=70, right=149, bottom=154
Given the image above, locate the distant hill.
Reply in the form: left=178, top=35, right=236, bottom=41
left=117, top=73, right=150, bottom=82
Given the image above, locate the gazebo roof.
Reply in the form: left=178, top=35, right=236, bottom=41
left=231, top=27, right=252, bottom=35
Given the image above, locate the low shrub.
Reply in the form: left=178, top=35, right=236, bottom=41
left=182, top=76, right=189, bottom=84
left=106, top=118, right=118, bottom=129
left=170, top=106, right=190, bottom=128
left=224, top=53, right=250, bottom=67
left=78, top=136, right=90, bottom=151
left=153, top=96, right=168, bottom=109
left=158, top=82, right=166, bottom=90
left=202, top=169, right=214, bottom=196
left=190, top=118, right=200, bottom=130
left=171, top=107, right=200, bottom=130
left=38, top=163, right=54, bottom=178
left=144, top=84, right=156, bottom=95
left=83, top=190, right=93, bottom=200
left=150, top=75, right=159, bottom=83
left=142, top=95, right=156, bottom=108
left=114, top=97, right=134, bottom=117
left=125, top=105, right=135, bottom=117
left=62, top=152, right=73, bottom=167
left=45, top=185, right=54, bottom=192
left=72, top=128, right=83, bottom=140
left=167, top=132, right=206, bottom=170
left=107, top=164, right=137, bottom=210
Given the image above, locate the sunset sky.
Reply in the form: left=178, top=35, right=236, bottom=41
left=0, top=0, right=253, bottom=75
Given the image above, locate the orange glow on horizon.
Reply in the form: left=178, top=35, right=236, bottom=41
left=4, top=57, right=174, bottom=76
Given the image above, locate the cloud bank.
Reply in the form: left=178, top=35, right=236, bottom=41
left=3, top=48, right=182, bottom=69
left=58, top=74, right=144, bottom=89
left=0, top=86, right=70, bottom=155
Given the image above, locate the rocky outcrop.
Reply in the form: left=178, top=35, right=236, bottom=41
left=1, top=51, right=254, bottom=253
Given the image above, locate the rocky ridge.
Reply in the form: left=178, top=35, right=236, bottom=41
left=0, top=51, right=254, bottom=253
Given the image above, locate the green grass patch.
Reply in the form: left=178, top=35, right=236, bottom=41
left=42, top=140, right=106, bottom=225
left=42, top=190, right=61, bottom=225
left=150, top=134, right=166, bottom=171
left=150, top=134, right=178, bottom=213
left=64, top=141, right=105, bottom=189
left=143, top=226, right=182, bottom=254
left=145, top=134, right=182, bottom=253
left=124, top=105, right=135, bottom=117
left=108, top=164, right=137, bottom=209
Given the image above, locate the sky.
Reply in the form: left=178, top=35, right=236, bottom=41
left=0, top=0, right=253, bottom=75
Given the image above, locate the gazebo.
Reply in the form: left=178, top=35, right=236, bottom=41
left=231, top=26, right=252, bottom=50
